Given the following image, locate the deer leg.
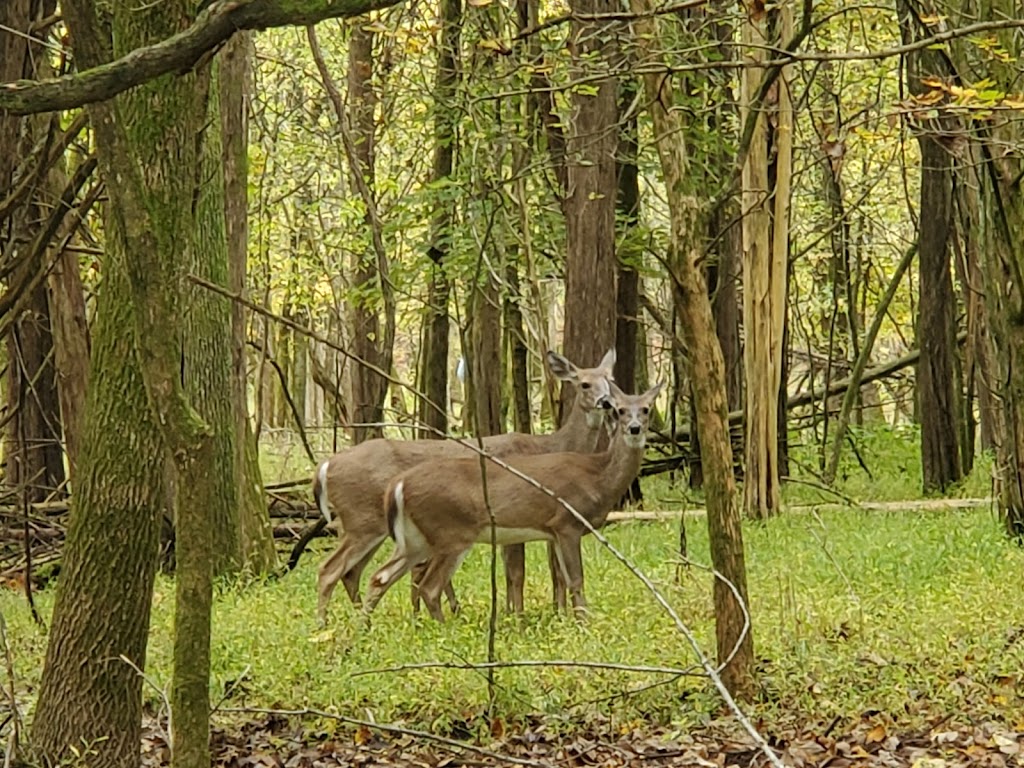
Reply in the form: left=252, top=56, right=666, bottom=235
left=502, top=544, right=526, bottom=614
left=547, top=541, right=567, bottom=612
left=553, top=532, right=587, bottom=616
left=363, top=548, right=417, bottom=616
left=317, top=533, right=386, bottom=624
left=419, top=552, right=467, bottom=622
left=410, top=560, right=429, bottom=614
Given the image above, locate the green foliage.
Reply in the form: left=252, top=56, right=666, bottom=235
left=6, top=504, right=1022, bottom=735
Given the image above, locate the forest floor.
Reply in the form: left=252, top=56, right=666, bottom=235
left=138, top=710, right=1024, bottom=767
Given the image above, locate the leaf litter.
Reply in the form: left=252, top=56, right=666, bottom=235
left=140, top=712, right=1023, bottom=768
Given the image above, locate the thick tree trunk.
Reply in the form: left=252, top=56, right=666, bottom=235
left=560, top=0, right=618, bottom=418
left=899, top=0, right=962, bottom=493
left=418, top=0, right=460, bottom=437
left=221, top=31, right=277, bottom=572
left=468, top=273, right=504, bottom=438
left=189, top=65, right=243, bottom=578
left=31, top=214, right=165, bottom=768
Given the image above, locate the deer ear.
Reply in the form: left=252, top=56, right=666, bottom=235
left=598, top=348, right=616, bottom=376
left=546, top=350, right=578, bottom=382
left=644, top=381, right=665, bottom=401
left=607, top=379, right=627, bottom=404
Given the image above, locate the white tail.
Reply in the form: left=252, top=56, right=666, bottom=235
left=314, top=349, right=616, bottom=624
left=363, top=381, right=663, bottom=621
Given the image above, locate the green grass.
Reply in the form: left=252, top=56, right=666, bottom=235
left=5, top=501, right=1023, bottom=737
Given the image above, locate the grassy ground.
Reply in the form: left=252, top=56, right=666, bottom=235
left=5, top=491, right=1022, bottom=739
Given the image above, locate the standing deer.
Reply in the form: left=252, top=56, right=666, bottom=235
left=314, top=349, right=616, bottom=623
left=362, top=381, right=662, bottom=621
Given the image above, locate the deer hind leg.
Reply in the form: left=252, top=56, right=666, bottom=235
left=552, top=532, right=587, bottom=617
left=317, top=532, right=386, bottom=624
left=502, top=544, right=526, bottom=614
left=364, top=498, right=431, bottom=616
left=410, top=559, right=460, bottom=615
left=418, top=551, right=468, bottom=622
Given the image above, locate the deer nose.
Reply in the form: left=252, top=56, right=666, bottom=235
left=628, top=424, right=641, bottom=435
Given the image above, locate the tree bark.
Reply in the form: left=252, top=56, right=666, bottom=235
left=221, top=30, right=277, bottom=572
left=741, top=0, right=793, bottom=519
left=559, top=0, right=619, bottom=418
left=31, top=198, right=166, bottom=768
left=418, top=0, right=461, bottom=437
left=899, top=0, right=962, bottom=494
left=346, top=25, right=389, bottom=443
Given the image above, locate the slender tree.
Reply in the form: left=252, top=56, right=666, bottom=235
left=631, top=0, right=754, bottom=696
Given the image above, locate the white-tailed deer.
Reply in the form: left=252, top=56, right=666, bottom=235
left=314, top=349, right=615, bottom=623
left=362, top=381, right=662, bottom=621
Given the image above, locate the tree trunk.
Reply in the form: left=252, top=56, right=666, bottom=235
left=560, top=0, right=618, bottom=418
left=31, top=192, right=165, bottom=768
left=347, top=26, right=389, bottom=443
left=741, top=0, right=793, bottom=519
left=221, top=30, right=277, bottom=572
left=468, top=272, right=504, bottom=438
left=899, top=0, right=962, bottom=493
left=418, top=0, right=461, bottom=437
left=0, top=0, right=66, bottom=506
left=631, top=0, right=754, bottom=697
left=916, top=136, right=962, bottom=492
left=505, top=260, right=533, bottom=434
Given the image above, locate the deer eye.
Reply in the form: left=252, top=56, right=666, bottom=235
left=641, top=407, right=649, bottom=415
left=581, top=382, right=590, bottom=390
left=618, top=408, right=627, bottom=416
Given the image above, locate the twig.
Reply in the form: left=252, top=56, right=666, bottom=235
left=217, top=706, right=546, bottom=766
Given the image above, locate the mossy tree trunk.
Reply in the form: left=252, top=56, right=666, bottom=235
left=631, top=0, right=754, bottom=698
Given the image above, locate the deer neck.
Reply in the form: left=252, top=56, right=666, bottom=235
left=549, top=395, right=602, bottom=453
left=603, top=434, right=645, bottom=494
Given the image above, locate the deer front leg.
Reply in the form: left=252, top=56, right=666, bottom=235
left=547, top=542, right=568, bottom=612
left=363, top=549, right=415, bottom=616
left=553, top=531, right=587, bottom=617
left=502, top=544, right=526, bottom=613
